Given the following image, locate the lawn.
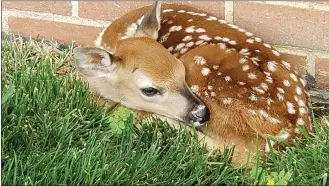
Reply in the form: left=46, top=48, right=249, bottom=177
left=1, top=36, right=329, bottom=185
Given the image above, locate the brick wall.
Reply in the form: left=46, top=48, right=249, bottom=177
left=2, top=1, right=329, bottom=90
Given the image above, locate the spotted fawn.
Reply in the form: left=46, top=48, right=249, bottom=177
left=73, top=2, right=311, bottom=166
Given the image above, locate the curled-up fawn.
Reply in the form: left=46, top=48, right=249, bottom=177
left=73, top=2, right=311, bottom=166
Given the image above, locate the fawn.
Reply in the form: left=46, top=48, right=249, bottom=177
left=73, top=2, right=311, bottom=166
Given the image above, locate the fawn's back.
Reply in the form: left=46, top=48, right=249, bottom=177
left=75, top=2, right=311, bottom=166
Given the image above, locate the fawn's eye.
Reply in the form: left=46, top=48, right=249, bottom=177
left=141, top=87, right=159, bottom=96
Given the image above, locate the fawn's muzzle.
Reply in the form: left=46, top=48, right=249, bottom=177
left=186, top=104, right=210, bottom=126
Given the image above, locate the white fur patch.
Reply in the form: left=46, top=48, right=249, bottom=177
left=185, top=26, right=195, bottom=33
left=182, top=35, right=193, bottom=42
left=194, top=56, right=207, bottom=65
left=201, top=68, right=210, bottom=76
left=198, top=35, right=212, bottom=41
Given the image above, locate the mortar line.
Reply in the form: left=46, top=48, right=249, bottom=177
left=2, top=11, right=9, bottom=33
left=273, top=45, right=329, bottom=58
left=224, top=1, right=234, bottom=23
left=248, top=1, right=329, bottom=12
left=71, top=1, right=79, bottom=17
left=306, top=55, right=317, bottom=77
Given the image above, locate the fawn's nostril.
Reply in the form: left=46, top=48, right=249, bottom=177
left=187, top=104, right=210, bottom=125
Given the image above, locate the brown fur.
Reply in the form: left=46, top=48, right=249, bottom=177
left=75, top=2, right=311, bottom=167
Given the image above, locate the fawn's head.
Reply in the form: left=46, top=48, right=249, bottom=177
left=73, top=2, right=210, bottom=126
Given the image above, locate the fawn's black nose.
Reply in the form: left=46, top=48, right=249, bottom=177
left=186, top=104, right=210, bottom=127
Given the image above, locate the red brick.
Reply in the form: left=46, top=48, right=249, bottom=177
left=234, top=2, right=329, bottom=51
left=78, top=1, right=152, bottom=21
left=2, top=1, right=72, bottom=16
left=315, top=58, right=329, bottom=87
left=8, top=17, right=101, bottom=46
left=170, top=1, right=225, bottom=19
left=79, top=1, right=224, bottom=21
left=281, top=53, right=307, bottom=76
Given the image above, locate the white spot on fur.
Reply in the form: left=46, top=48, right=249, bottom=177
left=253, top=86, right=265, bottom=94
left=238, top=81, right=246, bottom=85
left=246, top=39, right=254, bottom=43
left=277, top=93, right=284, bottom=101
left=207, top=16, right=217, bottom=21
left=225, top=76, right=232, bottom=82
left=175, top=43, right=186, bottom=51
left=219, top=20, right=227, bottom=24
left=218, top=43, right=226, bottom=50
left=195, top=40, right=205, bottom=45
left=281, top=60, right=291, bottom=70
left=213, top=65, right=219, bottom=70
left=186, top=41, right=194, bottom=48
left=248, top=73, right=257, bottom=79
left=187, top=18, right=193, bottom=22
left=223, top=98, right=232, bottom=104
left=210, top=91, right=216, bottom=97
left=263, top=43, right=271, bottom=48
left=178, top=10, right=186, bottom=13
left=239, top=48, right=250, bottom=56
left=238, top=28, right=246, bottom=32
left=167, top=20, right=173, bottom=25
left=182, top=35, right=193, bottom=42
left=267, top=61, right=277, bottom=72
left=272, top=50, right=280, bottom=56
left=261, top=83, right=269, bottom=91
left=222, top=37, right=230, bottom=42
left=195, top=28, right=206, bottom=33
left=298, top=99, right=306, bottom=107
left=245, top=32, right=253, bottom=37
left=228, top=24, right=238, bottom=29
left=277, top=87, right=285, bottom=94
left=169, top=25, right=182, bottom=32
left=180, top=47, right=189, bottom=54
left=190, top=85, right=199, bottom=93
left=300, top=78, right=306, bottom=87
left=242, top=65, right=250, bottom=71
left=286, top=102, right=296, bottom=114
left=296, top=86, right=303, bottom=95
left=229, top=40, right=237, bottom=45
left=185, top=26, right=195, bottom=33
left=208, top=85, right=213, bottom=90
left=194, top=56, right=206, bottom=65
left=297, top=118, right=305, bottom=125
left=167, top=46, right=174, bottom=52
left=278, top=130, right=290, bottom=140
left=199, top=35, right=212, bottom=41
left=299, top=107, right=307, bottom=115
left=201, top=68, right=210, bottom=76
left=249, top=94, right=258, bottom=101
left=163, top=9, right=174, bottom=13
left=214, top=36, right=222, bottom=40
left=159, top=33, right=170, bottom=43
left=254, top=37, right=262, bottom=42
left=267, top=98, right=274, bottom=105
left=283, top=80, right=291, bottom=87
left=290, top=73, right=298, bottom=82
left=239, top=58, right=248, bottom=64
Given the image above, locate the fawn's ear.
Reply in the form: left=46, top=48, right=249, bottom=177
left=136, top=1, right=162, bottom=39
left=73, top=47, right=116, bottom=77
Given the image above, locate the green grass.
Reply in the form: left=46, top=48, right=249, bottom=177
left=1, top=36, right=329, bottom=185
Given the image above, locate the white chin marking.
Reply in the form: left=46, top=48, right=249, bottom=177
left=190, top=121, right=205, bottom=127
